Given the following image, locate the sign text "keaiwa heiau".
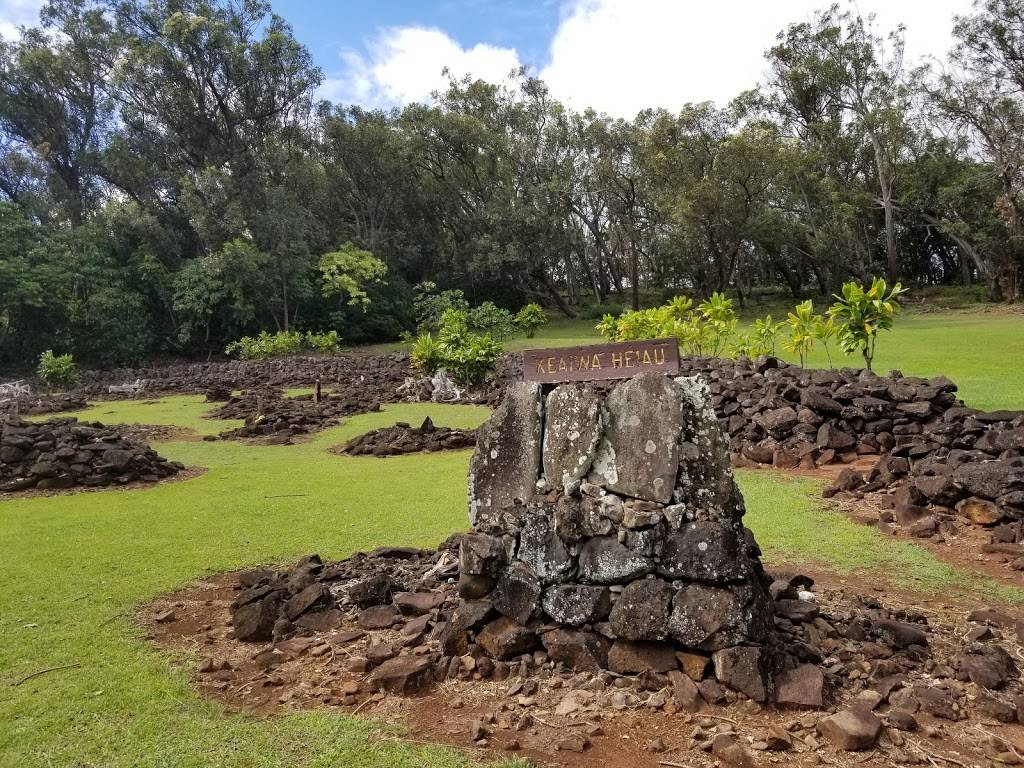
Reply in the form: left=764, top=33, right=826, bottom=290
left=522, top=338, right=680, bottom=384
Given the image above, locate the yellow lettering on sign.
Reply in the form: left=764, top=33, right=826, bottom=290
left=592, top=354, right=602, bottom=369
left=624, top=350, right=636, bottom=367
left=611, top=352, right=622, bottom=368
left=546, top=356, right=556, bottom=373
left=654, top=348, right=665, bottom=365
left=558, top=357, right=568, bottom=372
left=642, top=349, right=652, bottom=365
left=578, top=355, right=589, bottom=370
left=535, top=359, right=546, bottom=374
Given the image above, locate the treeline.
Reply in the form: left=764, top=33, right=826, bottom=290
left=0, top=0, right=1022, bottom=367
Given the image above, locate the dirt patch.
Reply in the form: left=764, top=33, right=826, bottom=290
left=141, top=551, right=1024, bottom=768
left=113, top=423, right=201, bottom=443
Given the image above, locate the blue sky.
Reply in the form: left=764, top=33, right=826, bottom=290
left=0, top=0, right=978, bottom=117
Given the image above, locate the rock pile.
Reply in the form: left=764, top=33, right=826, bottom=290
left=0, top=392, right=88, bottom=417
left=824, top=407, right=1024, bottom=556
left=219, top=545, right=1023, bottom=755
left=671, top=357, right=960, bottom=470
left=460, top=373, right=782, bottom=698
left=0, top=417, right=182, bottom=492
left=209, top=389, right=381, bottom=443
left=338, top=417, right=476, bottom=457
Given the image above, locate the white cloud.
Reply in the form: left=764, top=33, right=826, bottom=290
left=540, top=0, right=973, bottom=118
left=324, top=26, right=522, bottom=108
left=0, top=0, right=43, bottom=39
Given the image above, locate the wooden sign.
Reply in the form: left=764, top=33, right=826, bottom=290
left=523, top=338, right=680, bottom=384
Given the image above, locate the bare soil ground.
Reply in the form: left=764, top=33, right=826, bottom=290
left=140, top=560, right=1024, bottom=768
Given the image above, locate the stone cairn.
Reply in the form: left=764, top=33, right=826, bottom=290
left=459, top=371, right=777, bottom=695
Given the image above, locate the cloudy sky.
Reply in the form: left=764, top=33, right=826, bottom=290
left=2, top=0, right=977, bottom=117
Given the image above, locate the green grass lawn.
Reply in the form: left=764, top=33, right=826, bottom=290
left=2, top=398, right=1021, bottom=767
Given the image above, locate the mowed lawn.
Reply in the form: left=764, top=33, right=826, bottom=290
left=490, top=307, right=1024, bottom=411
left=2, top=397, right=1022, bottom=768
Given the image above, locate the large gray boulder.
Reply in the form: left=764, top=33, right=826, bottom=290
left=543, top=384, right=602, bottom=490
left=468, top=382, right=542, bottom=526
left=588, top=373, right=683, bottom=503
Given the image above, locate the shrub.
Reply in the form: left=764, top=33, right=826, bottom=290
left=467, top=301, right=516, bottom=339
left=514, top=302, right=547, bottom=338
left=304, top=330, right=341, bottom=355
left=413, top=282, right=469, bottom=332
left=410, top=308, right=504, bottom=384
left=37, top=350, right=78, bottom=388
left=225, top=330, right=302, bottom=360
left=410, top=332, right=443, bottom=375
left=595, top=293, right=736, bottom=357
left=580, top=301, right=625, bottom=320
left=828, top=277, right=907, bottom=371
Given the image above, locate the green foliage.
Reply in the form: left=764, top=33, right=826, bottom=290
left=318, top=243, right=387, bottom=308
left=514, top=302, right=547, bottom=338
left=303, top=330, right=341, bottom=356
left=812, top=314, right=838, bottom=368
left=595, top=293, right=738, bottom=358
left=580, top=302, right=626, bottom=320
left=467, top=301, right=515, bottom=339
left=413, top=282, right=470, bottom=333
left=730, top=315, right=784, bottom=359
left=411, top=308, right=503, bottom=384
left=225, top=330, right=302, bottom=360
left=410, top=332, right=444, bottom=375
left=828, top=277, right=909, bottom=370
left=784, top=300, right=817, bottom=368
left=37, top=349, right=78, bottom=388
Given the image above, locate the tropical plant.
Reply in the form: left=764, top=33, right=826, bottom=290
left=515, top=302, right=547, bottom=338
left=752, top=315, right=784, bottom=356
left=37, top=349, right=78, bottom=388
left=410, top=307, right=504, bottom=384
left=828, top=277, right=908, bottom=370
left=410, top=332, right=444, bottom=375
left=784, top=300, right=817, bottom=368
left=811, top=314, right=838, bottom=368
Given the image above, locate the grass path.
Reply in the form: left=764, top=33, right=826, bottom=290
left=1, top=398, right=1021, bottom=767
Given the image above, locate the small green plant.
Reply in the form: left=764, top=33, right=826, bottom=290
left=595, top=294, right=738, bottom=358
left=828, top=277, right=908, bottom=371
left=410, top=332, right=444, bottom=375
left=784, top=300, right=817, bottom=368
left=752, top=315, right=784, bottom=356
left=514, top=302, right=547, bottom=338
left=811, top=314, right=838, bottom=368
left=442, top=333, right=503, bottom=385
left=304, top=330, right=341, bottom=355
left=37, top=350, right=78, bottom=389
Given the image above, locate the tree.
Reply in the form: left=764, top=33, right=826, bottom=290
left=0, top=0, right=116, bottom=225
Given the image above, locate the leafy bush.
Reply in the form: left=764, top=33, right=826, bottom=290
left=784, top=300, right=816, bottom=368
left=304, top=330, right=341, bottom=355
left=828, top=277, right=907, bottom=371
left=410, top=308, right=503, bottom=384
left=467, top=301, right=516, bottom=339
left=225, top=330, right=302, bottom=360
left=37, top=349, right=78, bottom=388
left=410, top=332, right=444, bottom=375
left=515, top=302, right=547, bottom=338
left=413, top=282, right=469, bottom=332
left=730, top=315, right=783, bottom=359
left=595, top=293, right=737, bottom=357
